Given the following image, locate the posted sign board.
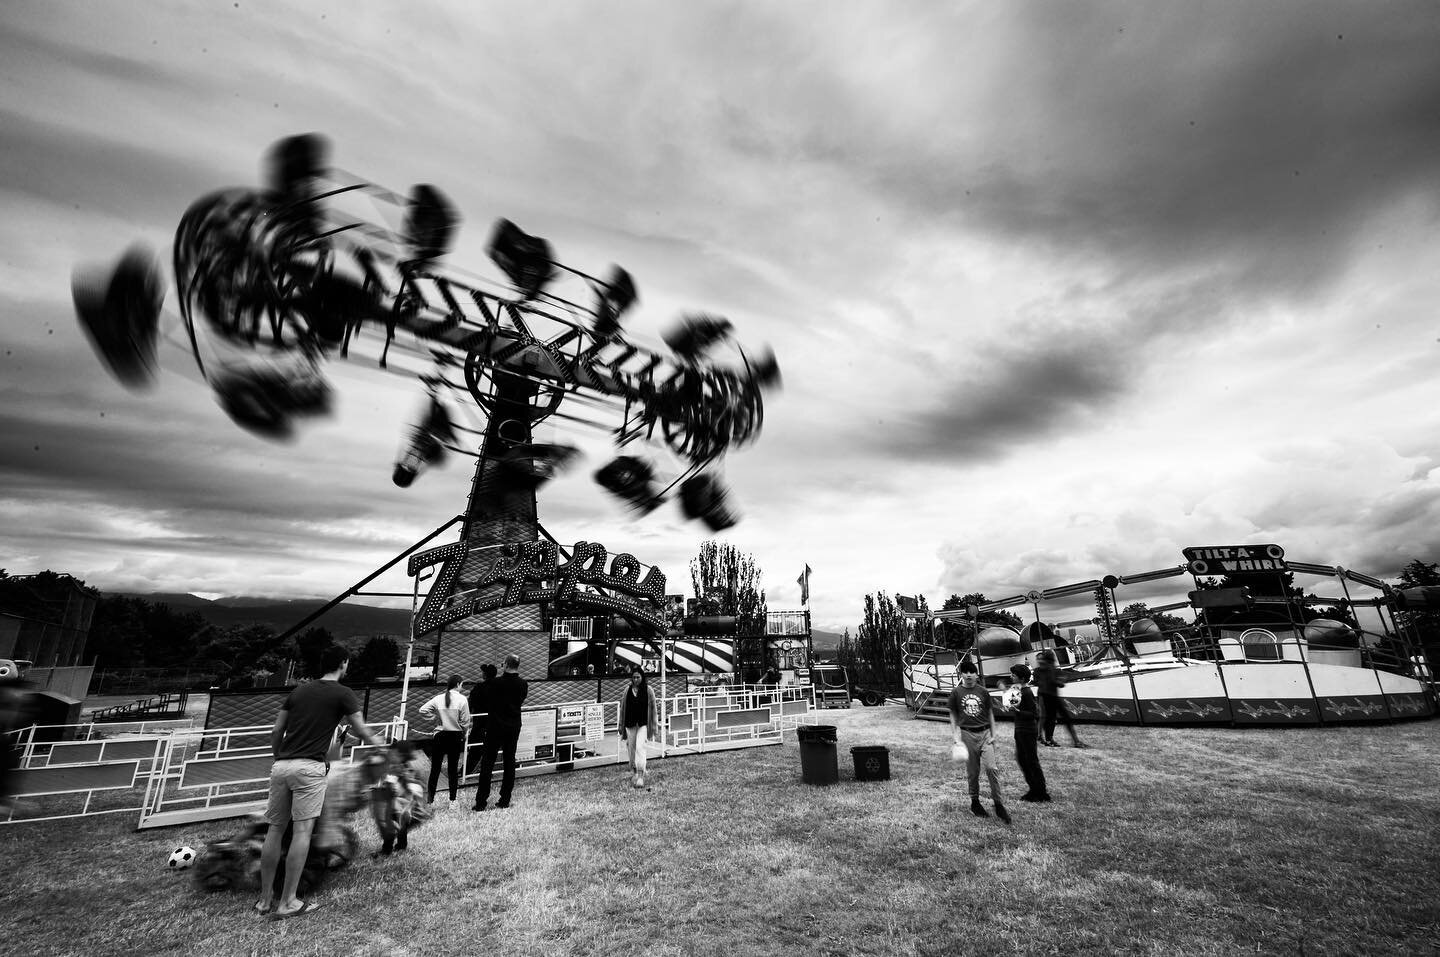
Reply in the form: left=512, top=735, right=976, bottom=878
left=516, top=709, right=557, bottom=762
left=583, top=703, right=605, bottom=741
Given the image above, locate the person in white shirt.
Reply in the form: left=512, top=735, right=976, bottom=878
left=418, top=674, right=471, bottom=803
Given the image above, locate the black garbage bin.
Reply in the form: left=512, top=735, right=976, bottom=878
left=851, top=745, right=891, bottom=781
left=796, top=724, right=838, bottom=785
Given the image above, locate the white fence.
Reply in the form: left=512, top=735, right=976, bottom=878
left=3, top=686, right=818, bottom=830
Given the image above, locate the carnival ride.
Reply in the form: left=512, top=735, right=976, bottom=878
left=72, top=133, right=779, bottom=530
left=545, top=606, right=815, bottom=687
left=901, top=544, right=1437, bottom=726
left=71, top=132, right=788, bottom=698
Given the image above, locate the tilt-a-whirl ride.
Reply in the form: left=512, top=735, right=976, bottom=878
left=902, top=544, right=1436, bottom=726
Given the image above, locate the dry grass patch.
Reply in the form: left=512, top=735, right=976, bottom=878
left=1, top=707, right=1437, bottom=956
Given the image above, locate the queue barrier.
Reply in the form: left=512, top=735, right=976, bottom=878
left=3, top=686, right=821, bottom=829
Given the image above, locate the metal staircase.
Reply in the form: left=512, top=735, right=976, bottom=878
left=89, top=691, right=189, bottom=722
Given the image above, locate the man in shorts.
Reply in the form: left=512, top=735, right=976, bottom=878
left=258, top=646, right=385, bottom=919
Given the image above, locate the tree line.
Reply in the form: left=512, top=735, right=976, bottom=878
left=84, top=594, right=404, bottom=692
left=4, top=538, right=769, bottom=694
left=0, top=570, right=402, bottom=693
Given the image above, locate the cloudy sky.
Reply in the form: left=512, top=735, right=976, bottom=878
left=3, top=1, right=1439, bottom=634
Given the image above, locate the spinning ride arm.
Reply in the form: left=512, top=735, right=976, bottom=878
left=70, top=133, right=781, bottom=529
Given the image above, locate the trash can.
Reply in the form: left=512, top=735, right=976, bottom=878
left=851, top=745, right=891, bottom=782
left=797, top=724, right=838, bottom=785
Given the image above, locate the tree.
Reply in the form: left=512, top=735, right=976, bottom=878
left=349, top=636, right=401, bottom=683
left=194, top=624, right=281, bottom=685
left=1118, top=601, right=1189, bottom=635
left=932, top=593, right=1023, bottom=650
left=835, top=627, right=857, bottom=673
left=294, top=627, right=339, bottom=679
left=85, top=595, right=149, bottom=670
left=85, top=594, right=208, bottom=670
left=688, top=541, right=767, bottom=633
left=856, top=592, right=907, bottom=689
left=1396, top=559, right=1440, bottom=650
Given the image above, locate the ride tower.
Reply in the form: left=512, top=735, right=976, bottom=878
left=70, top=132, right=782, bottom=687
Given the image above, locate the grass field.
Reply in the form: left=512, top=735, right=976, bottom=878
left=2, top=705, right=1437, bottom=957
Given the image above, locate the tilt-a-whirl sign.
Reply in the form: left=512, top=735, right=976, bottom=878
left=1182, top=544, right=1288, bottom=577
left=408, top=539, right=667, bottom=636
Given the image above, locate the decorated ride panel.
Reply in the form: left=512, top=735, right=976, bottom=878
left=409, top=538, right=667, bottom=637
left=610, top=639, right=736, bottom=674
left=1137, top=696, right=1232, bottom=724
left=1057, top=695, right=1140, bottom=724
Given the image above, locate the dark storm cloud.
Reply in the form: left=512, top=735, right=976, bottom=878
left=778, top=3, right=1440, bottom=469
left=0, top=393, right=405, bottom=526
left=869, top=5, right=1440, bottom=293
left=0, top=110, right=219, bottom=225
left=846, top=302, right=1140, bottom=466
left=895, top=342, right=1122, bottom=462
left=0, top=17, right=191, bottom=93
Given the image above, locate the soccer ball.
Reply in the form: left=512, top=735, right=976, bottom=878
left=167, top=846, right=197, bottom=869
left=1001, top=686, right=1023, bottom=710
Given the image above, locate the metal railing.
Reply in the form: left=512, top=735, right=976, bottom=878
left=3, top=690, right=815, bottom=828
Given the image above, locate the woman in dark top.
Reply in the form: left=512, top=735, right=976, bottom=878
left=618, top=667, right=659, bottom=788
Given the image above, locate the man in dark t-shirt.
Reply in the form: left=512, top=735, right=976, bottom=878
left=474, top=654, right=529, bottom=811
left=258, top=646, right=384, bottom=920
left=947, top=658, right=1009, bottom=824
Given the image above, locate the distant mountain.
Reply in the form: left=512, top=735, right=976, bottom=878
left=115, top=593, right=413, bottom=641
left=111, top=592, right=849, bottom=650
left=132, top=592, right=219, bottom=609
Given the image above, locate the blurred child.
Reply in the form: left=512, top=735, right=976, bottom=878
left=370, top=741, right=428, bottom=857
left=1009, top=663, right=1051, bottom=802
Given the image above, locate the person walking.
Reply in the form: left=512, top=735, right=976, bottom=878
left=419, top=674, right=471, bottom=804
left=618, top=667, right=659, bottom=788
left=947, top=658, right=1009, bottom=824
left=473, top=654, right=528, bottom=811
left=1034, top=650, right=1088, bottom=748
left=1008, top=663, right=1051, bottom=802
left=258, top=646, right=385, bottom=920
left=465, top=663, right=497, bottom=775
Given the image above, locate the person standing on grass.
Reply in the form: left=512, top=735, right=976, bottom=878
left=618, top=667, right=660, bottom=788
left=419, top=674, right=471, bottom=804
left=947, top=658, right=1009, bottom=824
left=1034, top=650, right=1088, bottom=749
left=466, top=663, right=497, bottom=775
left=1009, top=663, right=1050, bottom=802
left=473, top=654, right=528, bottom=812
left=258, top=646, right=386, bottom=920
